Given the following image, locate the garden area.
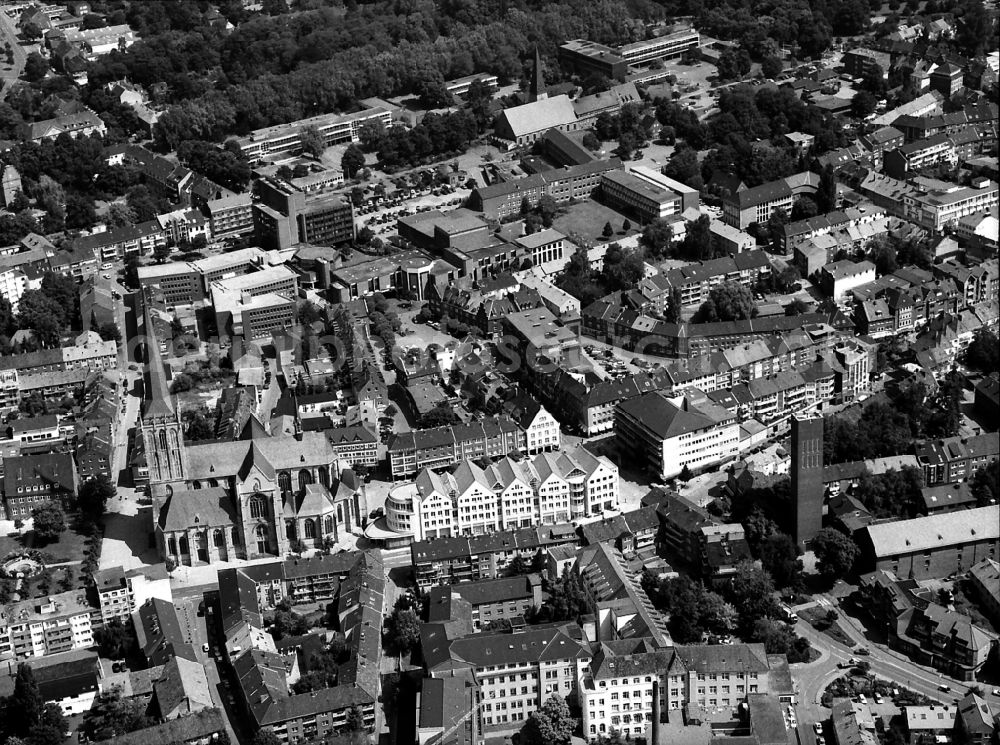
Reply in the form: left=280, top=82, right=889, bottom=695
left=799, top=605, right=855, bottom=648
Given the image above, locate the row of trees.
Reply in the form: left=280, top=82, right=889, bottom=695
left=125, top=0, right=652, bottom=148
left=0, top=271, right=79, bottom=349
left=0, top=664, right=68, bottom=745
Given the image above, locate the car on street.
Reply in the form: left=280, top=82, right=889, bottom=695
left=938, top=684, right=951, bottom=692
left=855, top=647, right=870, bottom=655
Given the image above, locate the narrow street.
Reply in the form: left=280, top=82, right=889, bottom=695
left=0, top=8, right=26, bottom=98
left=173, top=589, right=249, bottom=745
left=790, top=600, right=997, bottom=728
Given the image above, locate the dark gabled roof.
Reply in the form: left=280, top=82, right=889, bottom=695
left=674, top=643, right=770, bottom=674
left=141, top=309, right=175, bottom=419
left=451, top=574, right=539, bottom=606
left=95, top=708, right=226, bottom=745
left=615, top=392, right=715, bottom=439
left=2, top=451, right=77, bottom=494
left=159, top=487, right=235, bottom=532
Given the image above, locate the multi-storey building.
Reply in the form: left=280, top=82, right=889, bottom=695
left=1, top=452, right=79, bottom=521
left=0, top=591, right=96, bottom=659
left=615, top=392, right=740, bottom=479
left=934, top=259, right=999, bottom=308
left=427, top=574, right=544, bottom=630
left=0, top=336, right=117, bottom=379
left=558, top=39, right=629, bottom=81
left=445, top=72, right=498, bottom=97
left=859, top=570, right=999, bottom=681
left=92, top=566, right=138, bottom=625
left=883, top=133, right=957, bottom=179
left=501, top=391, right=561, bottom=455
left=904, top=178, right=999, bottom=233
left=600, top=169, right=685, bottom=223
left=255, top=177, right=355, bottom=250
left=234, top=107, right=392, bottom=163
left=204, top=192, right=254, bottom=238
left=661, top=250, right=772, bottom=306
left=208, top=264, right=299, bottom=341
left=425, top=624, right=593, bottom=731
left=579, top=642, right=777, bottom=739
left=220, top=551, right=382, bottom=744
left=575, top=541, right=672, bottom=645
left=0, top=265, right=36, bottom=313
left=617, top=28, right=700, bottom=64
left=386, top=447, right=618, bottom=541
left=914, top=432, right=1000, bottom=485
left=859, top=506, right=999, bottom=581
left=819, top=259, right=876, bottom=301
left=410, top=524, right=579, bottom=590
left=470, top=159, right=621, bottom=219
left=386, top=418, right=526, bottom=479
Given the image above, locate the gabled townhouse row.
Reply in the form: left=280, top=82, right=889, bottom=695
left=384, top=446, right=618, bottom=542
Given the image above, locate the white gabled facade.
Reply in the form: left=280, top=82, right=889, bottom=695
left=394, top=446, right=619, bottom=540
left=523, top=405, right=561, bottom=454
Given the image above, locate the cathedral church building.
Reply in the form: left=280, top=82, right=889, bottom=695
left=140, top=313, right=366, bottom=566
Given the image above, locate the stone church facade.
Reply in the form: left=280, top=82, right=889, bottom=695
left=140, top=314, right=367, bottom=567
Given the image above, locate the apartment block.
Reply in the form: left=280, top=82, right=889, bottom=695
left=424, top=624, right=592, bottom=731
left=92, top=566, right=138, bottom=625
left=427, top=574, right=543, bottom=630
left=580, top=643, right=777, bottom=739
left=386, top=418, right=526, bottom=479
left=0, top=591, right=96, bottom=659
left=914, top=432, right=1000, bottom=485
left=883, top=133, right=957, bottom=178
left=410, top=524, right=579, bottom=590
left=204, top=192, right=254, bottom=238
left=661, top=250, right=772, bottom=306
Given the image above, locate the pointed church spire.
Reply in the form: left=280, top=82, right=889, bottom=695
left=142, top=308, right=175, bottom=419
left=530, top=46, right=547, bottom=102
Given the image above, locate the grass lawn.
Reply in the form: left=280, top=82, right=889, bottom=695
left=551, top=200, right=638, bottom=246
left=0, top=512, right=94, bottom=565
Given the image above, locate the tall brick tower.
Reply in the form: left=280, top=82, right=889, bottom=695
left=791, top=413, right=824, bottom=548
